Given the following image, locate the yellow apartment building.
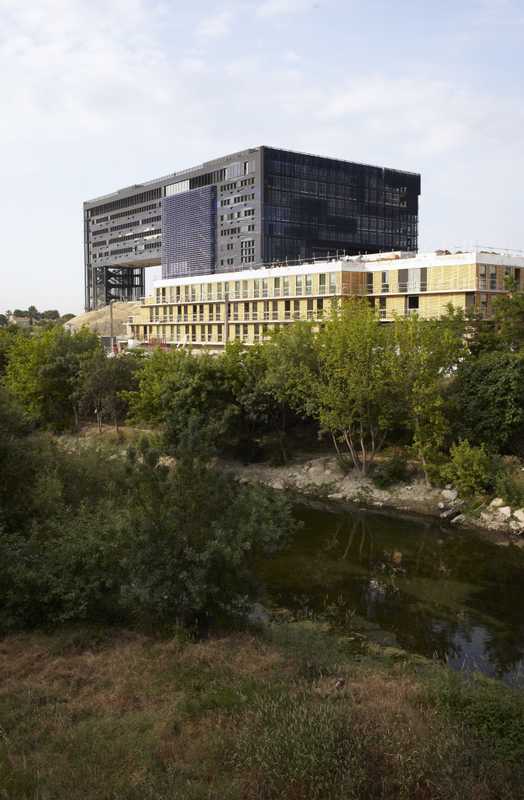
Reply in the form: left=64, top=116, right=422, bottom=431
left=127, top=248, right=524, bottom=350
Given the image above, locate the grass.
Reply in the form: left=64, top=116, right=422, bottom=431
left=0, top=623, right=523, bottom=799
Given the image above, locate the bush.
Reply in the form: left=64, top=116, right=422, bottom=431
left=442, top=440, right=493, bottom=497
left=494, top=466, right=524, bottom=508
left=372, top=450, right=409, bottom=489
left=0, top=438, right=294, bottom=632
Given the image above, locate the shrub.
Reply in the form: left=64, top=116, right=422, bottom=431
left=0, top=439, right=295, bottom=632
left=372, top=450, right=409, bottom=489
left=442, top=440, right=493, bottom=497
left=494, top=466, right=524, bottom=508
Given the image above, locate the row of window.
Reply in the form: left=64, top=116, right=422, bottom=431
left=220, top=192, right=255, bottom=207
left=89, top=189, right=162, bottom=218
left=154, top=273, right=338, bottom=304
left=148, top=298, right=325, bottom=324
left=108, top=229, right=160, bottom=245
left=220, top=209, right=255, bottom=222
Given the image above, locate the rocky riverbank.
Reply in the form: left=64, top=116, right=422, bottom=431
left=225, top=454, right=524, bottom=545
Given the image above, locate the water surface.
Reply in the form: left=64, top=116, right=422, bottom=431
left=259, top=503, right=524, bottom=686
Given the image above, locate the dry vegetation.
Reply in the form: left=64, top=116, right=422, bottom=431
left=1, top=623, right=523, bottom=800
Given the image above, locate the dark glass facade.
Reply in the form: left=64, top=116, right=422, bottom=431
left=262, top=147, right=420, bottom=263
left=162, top=186, right=217, bottom=278
left=84, top=146, right=420, bottom=309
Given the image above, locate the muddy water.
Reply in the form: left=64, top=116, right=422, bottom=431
left=259, top=503, right=524, bottom=686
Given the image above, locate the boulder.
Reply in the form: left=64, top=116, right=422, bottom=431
left=513, top=508, right=524, bottom=525
left=498, top=506, right=512, bottom=519
left=441, top=489, right=458, bottom=502
left=509, top=520, right=523, bottom=534
left=489, top=497, right=504, bottom=509
left=450, top=514, right=466, bottom=526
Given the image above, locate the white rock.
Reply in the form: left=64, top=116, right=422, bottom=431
left=489, top=497, right=504, bottom=509
left=498, top=506, right=512, bottom=519
left=328, top=492, right=345, bottom=501
left=509, top=520, right=523, bottom=534
left=513, top=508, right=524, bottom=524
left=438, top=501, right=445, bottom=510
left=441, top=489, right=458, bottom=502
left=451, top=514, right=466, bottom=526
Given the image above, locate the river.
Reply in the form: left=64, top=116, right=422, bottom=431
left=258, top=502, right=524, bottom=686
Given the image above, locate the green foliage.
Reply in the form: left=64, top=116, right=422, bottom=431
left=372, top=450, right=410, bottom=489
left=442, top=440, right=493, bottom=497
left=452, top=350, right=524, bottom=454
left=393, top=307, right=466, bottom=482
left=0, top=325, right=26, bottom=375
left=0, top=428, right=294, bottom=631
left=4, top=325, right=101, bottom=430
left=79, top=350, right=142, bottom=430
left=423, top=670, right=524, bottom=762
left=493, top=285, right=524, bottom=351
left=494, top=466, right=524, bottom=508
left=313, top=300, right=400, bottom=474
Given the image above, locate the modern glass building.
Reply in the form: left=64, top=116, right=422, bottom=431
left=83, top=147, right=420, bottom=310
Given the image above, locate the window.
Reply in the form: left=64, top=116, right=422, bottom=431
left=489, top=267, right=497, bottom=291
left=307, top=298, right=314, bottom=319
left=305, top=274, right=312, bottom=295
left=283, top=276, right=289, bottom=296
left=366, top=273, right=373, bottom=294
left=381, top=271, right=389, bottom=293
left=274, top=277, right=281, bottom=297
left=479, top=265, right=487, bottom=290
left=295, top=275, right=303, bottom=295
left=329, top=273, right=337, bottom=294
left=319, top=273, right=326, bottom=294
left=407, top=296, right=419, bottom=314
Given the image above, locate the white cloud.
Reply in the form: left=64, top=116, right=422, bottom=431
left=256, top=0, right=312, bottom=18
left=195, top=9, right=233, bottom=39
left=1, top=0, right=523, bottom=312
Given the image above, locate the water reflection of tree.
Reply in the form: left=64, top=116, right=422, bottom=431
left=300, top=506, right=524, bottom=677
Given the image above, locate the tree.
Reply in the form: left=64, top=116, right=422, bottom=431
left=222, top=341, right=296, bottom=463
left=392, top=308, right=465, bottom=483
left=493, top=283, right=524, bottom=351
left=263, top=322, right=320, bottom=421
left=4, top=326, right=101, bottom=431
left=0, top=314, right=7, bottom=327
left=79, top=351, right=143, bottom=431
left=313, top=300, right=400, bottom=474
left=452, top=350, right=524, bottom=454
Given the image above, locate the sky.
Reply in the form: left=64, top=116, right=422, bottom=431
left=1, top=0, right=523, bottom=315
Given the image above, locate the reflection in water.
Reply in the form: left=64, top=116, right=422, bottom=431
left=258, top=503, right=524, bottom=686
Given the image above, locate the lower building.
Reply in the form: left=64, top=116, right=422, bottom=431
left=127, top=248, right=524, bottom=350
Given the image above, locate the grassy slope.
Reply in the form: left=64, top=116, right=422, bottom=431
left=1, top=623, right=523, bottom=800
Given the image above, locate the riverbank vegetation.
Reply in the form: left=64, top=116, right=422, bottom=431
left=2, top=299, right=524, bottom=796
left=1, top=622, right=523, bottom=799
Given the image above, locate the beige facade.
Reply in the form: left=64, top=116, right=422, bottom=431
left=127, top=249, right=524, bottom=349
